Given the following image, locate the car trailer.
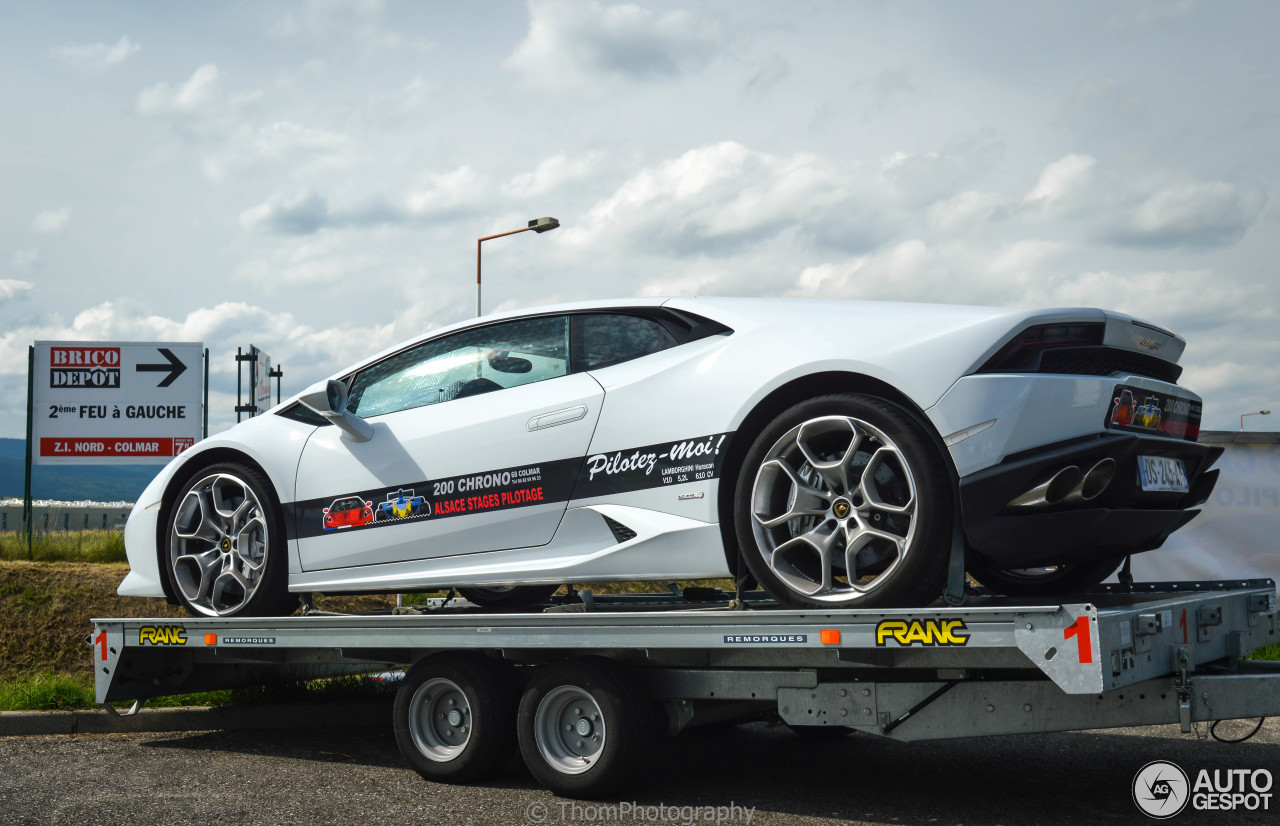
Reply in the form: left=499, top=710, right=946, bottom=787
left=91, top=580, right=1280, bottom=798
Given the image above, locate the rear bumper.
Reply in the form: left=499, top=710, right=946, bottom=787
left=959, top=434, right=1222, bottom=567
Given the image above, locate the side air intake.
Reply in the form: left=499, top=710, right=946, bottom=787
left=602, top=515, right=637, bottom=544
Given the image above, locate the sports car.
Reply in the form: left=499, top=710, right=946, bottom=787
left=119, top=297, right=1221, bottom=617
left=321, top=496, right=375, bottom=530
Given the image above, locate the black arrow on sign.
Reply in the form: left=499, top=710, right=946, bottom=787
left=136, top=348, right=187, bottom=388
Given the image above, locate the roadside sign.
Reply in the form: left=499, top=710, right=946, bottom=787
left=252, top=346, right=273, bottom=414
left=32, top=341, right=203, bottom=465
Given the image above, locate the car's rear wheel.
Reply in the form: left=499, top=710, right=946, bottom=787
left=966, top=555, right=1126, bottom=596
left=458, top=585, right=561, bottom=608
left=165, top=462, right=294, bottom=617
left=734, top=394, right=953, bottom=608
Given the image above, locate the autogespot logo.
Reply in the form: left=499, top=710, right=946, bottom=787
left=1133, top=761, right=1191, bottom=819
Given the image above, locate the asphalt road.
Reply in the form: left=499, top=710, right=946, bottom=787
left=2, top=717, right=1277, bottom=826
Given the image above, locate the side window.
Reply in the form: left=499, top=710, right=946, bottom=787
left=578, top=314, right=679, bottom=371
left=346, top=316, right=569, bottom=417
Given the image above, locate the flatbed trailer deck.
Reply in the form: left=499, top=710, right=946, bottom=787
left=92, top=580, right=1280, bottom=797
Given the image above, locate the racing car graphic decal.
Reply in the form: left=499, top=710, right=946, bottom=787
left=321, top=496, right=375, bottom=530
left=1105, top=384, right=1199, bottom=439
left=1136, top=397, right=1163, bottom=430
left=1109, top=389, right=1137, bottom=427
left=376, top=488, right=429, bottom=521
left=287, top=432, right=732, bottom=541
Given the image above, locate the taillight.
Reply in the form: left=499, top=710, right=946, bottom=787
left=978, top=322, right=1105, bottom=373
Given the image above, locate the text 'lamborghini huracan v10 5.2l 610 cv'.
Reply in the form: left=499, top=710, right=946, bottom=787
left=119, top=297, right=1220, bottom=616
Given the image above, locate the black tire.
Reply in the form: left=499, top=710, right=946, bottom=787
left=517, top=658, right=658, bottom=798
left=164, top=462, right=294, bottom=617
left=394, top=652, right=517, bottom=784
left=733, top=393, right=953, bottom=608
left=967, top=554, right=1126, bottom=596
left=458, top=585, right=560, bottom=608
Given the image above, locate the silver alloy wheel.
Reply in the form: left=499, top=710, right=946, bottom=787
left=170, top=472, right=270, bottom=617
left=407, top=677, right=473, bottom=762
left=749, top=415, right=918, bottom=603
left=533, top=685, right=606, bottom=775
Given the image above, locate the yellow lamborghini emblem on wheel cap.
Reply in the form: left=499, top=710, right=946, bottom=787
left=832, top=499, right=851, bottom=519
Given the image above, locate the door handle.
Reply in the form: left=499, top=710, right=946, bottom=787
left=528, top=405, right=588, bottom=431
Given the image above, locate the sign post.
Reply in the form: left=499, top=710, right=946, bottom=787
left=23, top=346, right=34, bottom=558
left=31, top=341, right=204, bottom=466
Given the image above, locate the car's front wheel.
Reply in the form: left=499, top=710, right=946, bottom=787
left=734, top=394, right=953, bottom=608
left=165, top=462, right=294, bottom=617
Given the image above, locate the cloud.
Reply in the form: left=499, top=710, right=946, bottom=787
left=201, top=120, right=349, bottom=182
left=237, top=165, right=500, bottom=237
left=503, top=153, right=602, bottom=199
left=926, top=191, right=1009, bottom=232
left=270, top=0, right=433, bottom=53
left=0, top=280, right=34, bottom=301
left=1025, top=154, right=1096, bottom=204
left=137, top=64, right=224, bottom=115
left=562, top=142, right=866, bottom=256
left=744, top=54, right=790, bottom=97
left=10, top=249, right=40, bottom=270
left=49, top=35, right=139, bottom=70
left=33, top=208, right=70, bottom=234
left=504, top=0, right=725, bottom=88
left=405, top=166, right=487, bottom=217
left=1114, top=180, right=1266, bottom=248
left=240, top=190, right=332, bottom=235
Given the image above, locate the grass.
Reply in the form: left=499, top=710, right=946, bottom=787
left=1248, top=643, right=1280, bottom=661
left=0, top=671, right=400, bottom=712
left=0, top=529, right=127, bottom=563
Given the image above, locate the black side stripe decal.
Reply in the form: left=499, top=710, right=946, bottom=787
left=286, top=432, right=731, bottom=541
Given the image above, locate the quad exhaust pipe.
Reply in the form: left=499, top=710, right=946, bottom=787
left=1006, top=459, right=1116, bottom=510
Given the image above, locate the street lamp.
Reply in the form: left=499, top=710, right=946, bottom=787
left=1240, top=410, right=1271, bottom=431
left=476, top=217, right=560, bottom=317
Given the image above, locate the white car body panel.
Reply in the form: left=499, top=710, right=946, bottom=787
left=929, top=373, right=1201, bottom=478
left=295, top=373, right=605, bottom=570
left=291, top=504, right=727, bottom=592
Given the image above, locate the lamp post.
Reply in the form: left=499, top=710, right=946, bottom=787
left=1240, top=410, right=1271, bottom=431
left=476, top=217, right=560, bottom=317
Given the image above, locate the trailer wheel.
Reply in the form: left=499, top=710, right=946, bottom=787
left=517, top=658, right=657, bottom=798
left=394, top=653, right=516, bottom=784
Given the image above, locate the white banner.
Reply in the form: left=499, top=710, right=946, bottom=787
left=1128, top=434, right=1280, bottom=584
left=32, top=341, right=203, bottom=465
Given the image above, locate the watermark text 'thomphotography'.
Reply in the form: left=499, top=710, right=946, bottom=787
left=524, top=800, right=755, bottom=825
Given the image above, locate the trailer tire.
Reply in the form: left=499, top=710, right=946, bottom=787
left=394, top=653, right=517, bottom=784
left=518, top=658, right=658, bottom=799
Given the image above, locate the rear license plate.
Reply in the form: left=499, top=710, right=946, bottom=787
left=1138, top=455, right=1189, bottom=493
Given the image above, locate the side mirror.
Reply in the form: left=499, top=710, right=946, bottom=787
left=299, top=379, right=373, bottom=443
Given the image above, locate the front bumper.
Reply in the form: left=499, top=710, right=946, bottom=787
left=959, top=433, right=1222, bottom=567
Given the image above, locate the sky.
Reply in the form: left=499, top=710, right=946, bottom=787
left=1, top=0, right=1277, bottom=438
